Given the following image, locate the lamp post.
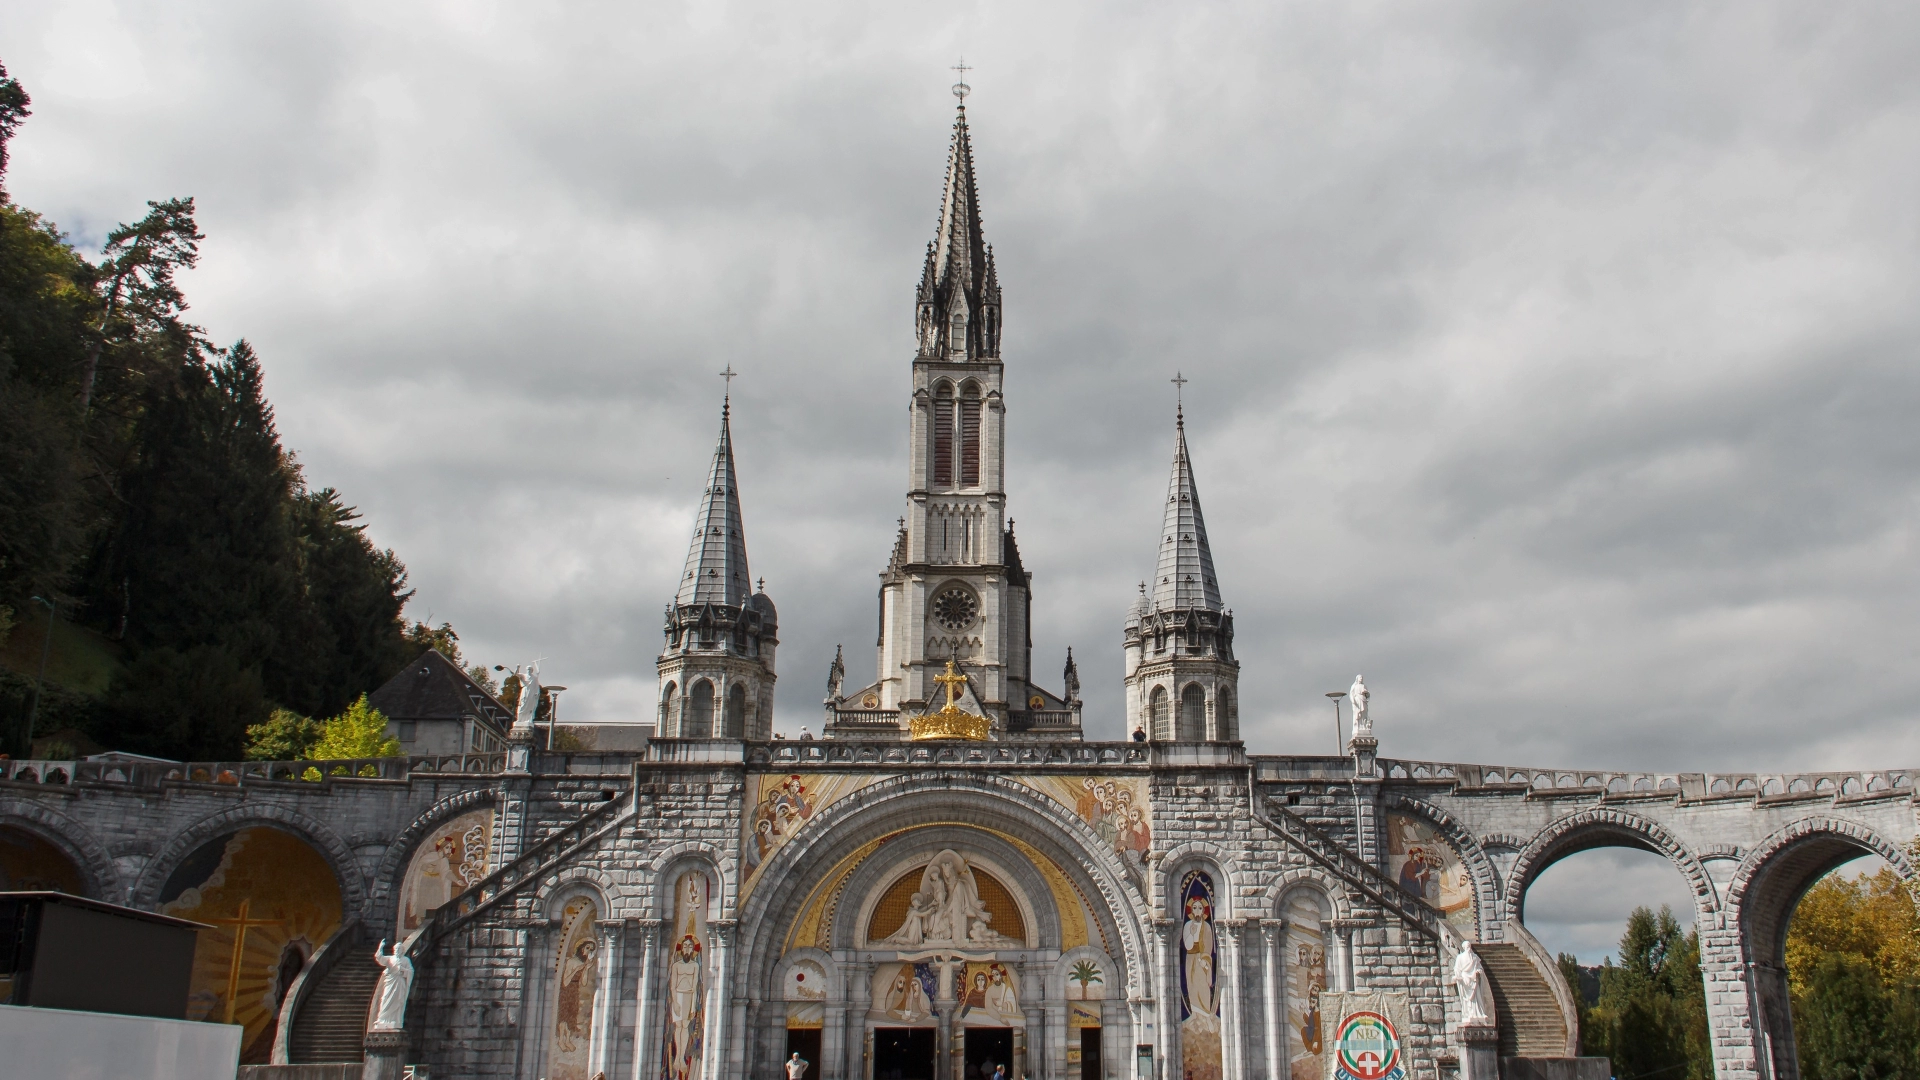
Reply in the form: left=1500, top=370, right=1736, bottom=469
left=1324, top=691, right=1345, bottom=756
left=26, top=596, right=56, bottom=756
left=545, top=686, right=567, bottom=751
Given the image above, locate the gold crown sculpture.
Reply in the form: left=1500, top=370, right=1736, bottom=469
left=910, top=660, right=993, bottom=741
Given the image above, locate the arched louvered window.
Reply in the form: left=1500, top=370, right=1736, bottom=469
left=1217, top=687, right=1237, bottom=740
left=933, top=384, right=955, bottom=487
left=724, top=684, right=747, bottom=738
left=687, top=679, right=714, bottom=738
left=1178, top=684, right=1207, bottom=741
left=960, top=383, right=982, bottom=486
left=660, top=682, right=677, bottom=731
left=1149, top=685, right=1171, bottom=741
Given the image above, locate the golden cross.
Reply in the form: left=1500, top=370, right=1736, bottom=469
left=933, top=660, right=969, bottom=709
left=203, top=897, right=283, bottom=1024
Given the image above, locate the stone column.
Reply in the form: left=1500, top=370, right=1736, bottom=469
left=1698, top=921, right=1765, bottom=1080
left=591, top=919, right=624, bottom=1078
left=1259, top=922, right=1282, bottom=1080
left=633, top=920, right=664, bottom=1080
left=1220, top=922, right=1245, bottom=1080
left=705, top=921, right=736, bottom=1080
left=1153, top=921, right=1175, bottom=1080
left=936, top=960, right=959, bottom=1080
left=846, top=961, right=874, bottom=1080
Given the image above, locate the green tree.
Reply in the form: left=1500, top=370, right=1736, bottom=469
left=1580, top=906, right=1711, bottom=1080
left=307, top=694, right=400, bottom=761
left=242, top=707, right=323, bottom=761
left=1787, top=860, right=1920, bottom=1080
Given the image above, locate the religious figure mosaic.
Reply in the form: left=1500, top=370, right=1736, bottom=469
left=662, top=871, right=710, bottom=1080
left=1383, top=812, right=1475, bottom=936
left=1021, top=776, right=1152, bottom=868
left=398, top=808, right=493, bottom=931
left=546, top=895, right=600, bottom=1080
left=959, top=961, right=1024, bottom=1027
left=1179, top=869, right=1222, bottom=1080
left=869, top=962, right=938, bottom=1024
left=740, top=773, right=877, bottom=899
left=1281, top=892, right=1330, bottom=1080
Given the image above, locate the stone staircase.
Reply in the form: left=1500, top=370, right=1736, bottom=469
left=289, top=950, right=382, bottom=1063
left=1257, top=795, right=1442, bottom=939
left=1475, top=943, right=1569, bottom=1058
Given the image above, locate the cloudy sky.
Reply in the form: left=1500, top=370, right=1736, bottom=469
left=5, top=0, right=1916, bottom=959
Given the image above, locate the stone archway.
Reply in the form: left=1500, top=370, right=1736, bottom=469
left=1723, top=818, right=1915, bottom=1080
left=1503, top=807, right=1718, bottom=928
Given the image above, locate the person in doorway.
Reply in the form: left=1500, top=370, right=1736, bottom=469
left=992, top=1065, right=1008, bottom=1080
left=787, top=1053, right=810, bottom=1080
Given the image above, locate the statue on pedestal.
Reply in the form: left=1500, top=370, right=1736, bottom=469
left=1451, top=946, right=1495, bottom=1027
left=1350, top=674, right=1371, bottom=736
left=370, top=939, right=415, bottom=1032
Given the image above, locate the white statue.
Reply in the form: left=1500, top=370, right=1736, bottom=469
left=515, top=663, right=543, bottom=730
left=1451, top=946, right=1495, bottom=1027
left=1349, top=674, right=1371, bottom=735
left=369, top=938, right=415, bottom=1032
left=879, top=849, right=1019, bottom=947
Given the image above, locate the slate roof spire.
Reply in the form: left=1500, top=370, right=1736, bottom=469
left=676, top=397, right=751, bottom=606
left=916, top=99, right=1002, bottom=361
left=1152, top=403, right=1223, bottom=611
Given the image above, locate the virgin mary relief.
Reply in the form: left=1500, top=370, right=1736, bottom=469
left=880, top=850, right=1020, bottom=948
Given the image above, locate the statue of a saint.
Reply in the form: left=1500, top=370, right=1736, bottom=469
left=516, top=663, right=543, bottom=731
left=1452, top=947, right=1495, bottom=1027
left=1349, top=674, right=1370, bottom=735
left=369, top=938, right=415, bottom=1032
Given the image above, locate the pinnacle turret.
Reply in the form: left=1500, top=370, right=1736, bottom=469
left=676, top=400, right=752, bottom=606
left=1151, top=409, right=1223, bottom=612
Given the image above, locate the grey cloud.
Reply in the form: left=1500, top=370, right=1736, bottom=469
left=4, top=0, right=1916, bottom=939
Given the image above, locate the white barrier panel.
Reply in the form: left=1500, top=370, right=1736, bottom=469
left=0, top=1004, right=242, bottom=1080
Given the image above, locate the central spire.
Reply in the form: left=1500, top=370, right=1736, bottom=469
left=916, top=98, right=1002, bottom=361
left=676, top=400, right=751, bottom=606
left=1153, top=408, right=1223, bottom=611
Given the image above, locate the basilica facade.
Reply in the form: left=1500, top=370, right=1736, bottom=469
left=2, top=98, right=1916, bottom=1080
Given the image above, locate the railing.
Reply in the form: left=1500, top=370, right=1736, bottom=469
left=0, top=753, right=505, bottom=789
left=1252, top=790, right=1442, bottom=940
left=1373, top=758, right=1916, bottom=802
left=409, top=789, right=631, bottom=954
left=745, top=740, right=1150, bottom=767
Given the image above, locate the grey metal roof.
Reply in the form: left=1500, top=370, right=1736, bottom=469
left=676, top=401, right=752, bottom=607
left=1151, top=411, right=1224, bottom=612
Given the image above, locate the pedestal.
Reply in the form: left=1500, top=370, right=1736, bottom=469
left=364, top=1029, right=408, bottom=1080
left=1458, top=1023, right=1499, bottom=1080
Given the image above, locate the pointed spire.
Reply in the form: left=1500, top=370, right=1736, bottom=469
left=1152, top=406, right=1223, bottom=611
left=676, top=399, right=752, bottom=606
left=918, top=97, right=1001, bottom=361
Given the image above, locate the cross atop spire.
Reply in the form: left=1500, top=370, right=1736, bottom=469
left=676, top=398, right=752, bottom=607
left=1171, top=371, right=1188, bottom=420
left=952, top=58, right=971, bottom=102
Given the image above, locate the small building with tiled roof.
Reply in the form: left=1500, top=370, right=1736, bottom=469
left=367, top=648, right=512, bottom=756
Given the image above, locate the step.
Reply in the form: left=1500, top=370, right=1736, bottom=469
left=1475, top=944, right=1568, bottom=1059
left=290, top=954, right=383, bottom=1064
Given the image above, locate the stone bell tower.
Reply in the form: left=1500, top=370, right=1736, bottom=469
left=1123, top=399, right=1240, bottom=741
left=656, top=396, right=777, bottom=739
left=828, top=88, right=1080, bottom=741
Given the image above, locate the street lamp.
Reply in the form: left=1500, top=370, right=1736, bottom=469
left=26, top=596, right=56, bottom=756
left=1324, top=691, right=1345, bottom=755
left=545, top=686, right=567, bottom=751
